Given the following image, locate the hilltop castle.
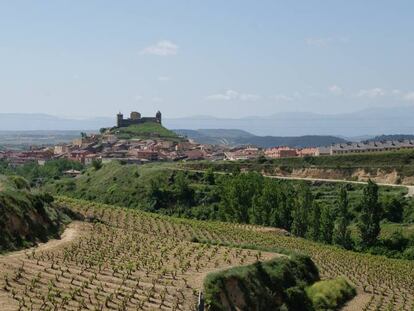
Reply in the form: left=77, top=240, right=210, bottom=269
left=117, top=111, right=162, bottom=128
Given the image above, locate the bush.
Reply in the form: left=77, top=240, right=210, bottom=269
left=306, top=277, right=356, bottom=311
left=204, top=255, right=319, bottom=311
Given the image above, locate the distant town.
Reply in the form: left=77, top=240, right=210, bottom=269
left=1, top=111, right=414, bottom=171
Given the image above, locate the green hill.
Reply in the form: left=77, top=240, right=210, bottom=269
left=111, top=123, right=182, bottom=140
left=0, top=175, right=77, bottom=253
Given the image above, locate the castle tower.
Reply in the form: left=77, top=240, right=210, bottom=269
left=156, top=111, right=162, bottom=124
left=117, top=112, right=123, bottom=127
left=130, top=111, right=141, bottom=120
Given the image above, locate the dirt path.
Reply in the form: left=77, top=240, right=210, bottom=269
left=0, top=222, right=84, bottom=311
left=0, top=221, right=83, bottom=260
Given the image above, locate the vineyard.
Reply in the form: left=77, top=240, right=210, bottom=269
left=0, top=197, right=276, bottom=311
left=1, top=197, right=414, bottom=310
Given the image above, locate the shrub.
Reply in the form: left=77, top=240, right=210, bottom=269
left=306, top=277, right=356, bottom=311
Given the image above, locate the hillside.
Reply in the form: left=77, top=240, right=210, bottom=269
left=1, top=195, right=350, bottom=311
left=174, top=129, right=347, bottom=147
left=186, top=149, right=414, bottom=182
left=0, top=175, right=77, bottom=253
left=110, top=123, right=182, bottom=140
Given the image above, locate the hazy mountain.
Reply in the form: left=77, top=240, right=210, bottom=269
left=165, top=106, right=414, bottom=136
left=0, top=113, right=113, bottom=131
left=1, top=106, right=414, bottom=137
left=175, top=129, right=346, bottom=148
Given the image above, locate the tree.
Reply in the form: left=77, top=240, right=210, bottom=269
left=333, top=186, right=353, bottom=249
left=292, top=183, right=312, bottom=237
left=92, top=159, right=103, bottom=170
left=358, top=180, right=382, bottom=247
left=319, top=205, right=335, bottom=244
left=173, top=171, right=194, bottom=206
left=307, top=202, right=321, bottom=241
left=251, top=179, right=279, bottom=226
left=204, top=167, right=215, bottom=185
left=220, top=172, right=263, bottom=223
left=382, top=196, right=404, bottom=222
left=275, top=184, right=294, bottom=231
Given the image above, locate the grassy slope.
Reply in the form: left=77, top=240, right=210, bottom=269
left=46, top=162, right=174, bottom=208
left=46, top=161, right=413, bottom=230
left=112, top=123, right=182, bottom=140
left=0, top=175, right=74, bottom=253
left=204, top=255, right=320, bottom=311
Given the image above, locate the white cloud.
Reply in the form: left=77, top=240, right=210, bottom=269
left=404, top=92, right=414, bottom=102
left=141, top=40, right=178, bottom=56
left=329, top=85, right=343, bottom=95
left=206, top=89, right=260, bottom=101
left=357, top=88, right=386, bottom=98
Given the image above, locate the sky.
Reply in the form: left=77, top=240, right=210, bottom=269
left=0, top=0, right=413, bottom=119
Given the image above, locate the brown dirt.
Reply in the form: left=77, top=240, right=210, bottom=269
left=341, top=290, right=372, bottom=311
left=0, top=221, right=85, bottom=311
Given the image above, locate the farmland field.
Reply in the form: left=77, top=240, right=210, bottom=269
left=0, top=197, right=277, bottom=311
left=1, top=197, right=414, bottom=310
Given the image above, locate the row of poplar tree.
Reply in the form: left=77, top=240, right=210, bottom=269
left=218, top=171, right=381, bottom=249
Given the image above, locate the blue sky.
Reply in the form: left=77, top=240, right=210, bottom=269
left=0, top=0, right=413, bottom=118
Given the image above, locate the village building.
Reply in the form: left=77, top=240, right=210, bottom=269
left=265, top=146, right=298, bottom=158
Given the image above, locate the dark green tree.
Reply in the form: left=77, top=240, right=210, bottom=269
left=307, top=202, right=321, bottom=241
left=251, top=179, right=279, bottom=226
left=319, top=205, right=335, bottom=244
left=382, top=196, right=404, bottom=222
left=333, top=186, right=353, bottom=249
left=204, top=167, right=215, bottom=185
left=92, top=158, right=103, bottom=170
left=291, top=183, right=312, bottom=237
left=357, top=180, right=382, bottom=247
left=173, top=171, right=194, bottom=206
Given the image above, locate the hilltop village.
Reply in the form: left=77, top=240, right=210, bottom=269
left=1, top=111, right=414, bottom=167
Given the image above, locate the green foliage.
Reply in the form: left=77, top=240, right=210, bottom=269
left=306, top=277, right=356, bottom=311
left=204, top=255, right=319, bottom=311
left=358, top=180, right=382, bottom=247
left=91, top=158, right=103, bottom=171
left=292, top=183, right=313, bottom=237
left=319, top=205, right=335, bottom=244
left=333, top=187, right=353, bottom=249
left=112, top=123, right=181, bottom=140
left=0, top=158, right=83, bottom=185
left=46, top=163, right=414, bottom=259
left=382, top=195, right=404, bottom=222
left=0, top=175, right=74, bottom=253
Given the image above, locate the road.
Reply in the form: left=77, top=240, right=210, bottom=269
left=177, top=168, right=414, bottom=197
left=262, top=174, right=414, bottom=197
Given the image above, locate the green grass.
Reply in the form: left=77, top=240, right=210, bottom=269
left=306, top=277, right=356, bottom=311
left=112, top=123, right=182, bottom=140
left=204, top=255, right=319, bottom=311
left=0, top=175, right=73, bottom=253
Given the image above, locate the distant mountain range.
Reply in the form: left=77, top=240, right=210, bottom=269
left=174, top=129, right=346, bottom=148
left=166, top=106, right=414, bottom=137
left=1, top=105, right=414, bottom=137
